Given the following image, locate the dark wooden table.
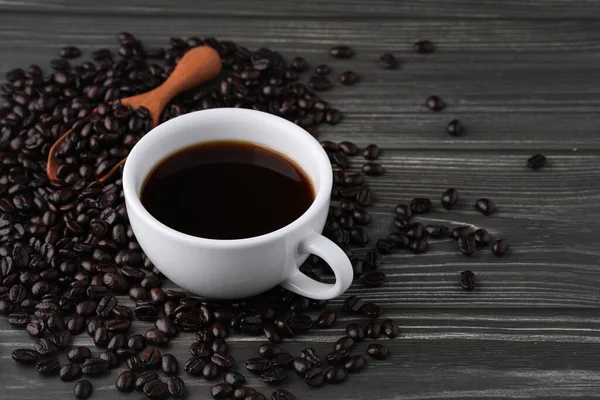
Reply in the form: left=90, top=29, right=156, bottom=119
left=2, top=1, right=600, bottom=399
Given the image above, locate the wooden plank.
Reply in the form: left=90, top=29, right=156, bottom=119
left=1, top=0, right=600, bottom=20
left=1, top=13, right=600, bottom=150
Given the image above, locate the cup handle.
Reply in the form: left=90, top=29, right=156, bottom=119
left=281, top=232, right=353, bottom=300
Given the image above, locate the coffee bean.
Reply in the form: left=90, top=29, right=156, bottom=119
left=12, top=348, right=39, bottom=364
left=344, top=355, right=366, bottom=373
left=527, top=153, right=546, bottom=169
left=492, top=239, right=509, bottom=256
left=203, top=361, right=219, bottom=380
left=410, top=197, right=432, bottom=214
left=26, top=319, right=46, bottom=337
left=73, top=380, right=93, bottom=399
left=345, top=323, right=366, bottom=341
left=362, top=271, right=386, bottom=287
left=37, top=357, right=60, bottom=373
left=440, top=188, right=459, bottom=209
left=329, top=45, right=354, bottom=58
left=155, top=315, right=178, bottom=336
left=168, top=376, right=186, bottom=397
left=382, top=319, right=399, bottom=338
left=211, top=352, right=235, bottom=368
left=234, top=386, right=257, bottom=399
left=67, top=315, right=85, bottom=335
left=272, top=388, right=297, bottom=400
left=82, top=357, right=108, bottom=375
left=287, top=314, right=313, bottom=333
left=261, top=367, right=286, bottom=384
left=394, top=203, right=412, bottom=220
left=145, top=329, right=169, bottom=346
left=60, top=363, right=83, bottom=381
left=161, top=354, right=178, bottom=375
left=473, top=228, right=491, bottom=246
left=68, top=346, right=92, bottom=363
left=334, top=336, right=355, bottom=351
left=93, top=326, right=109, bottom=347
left=184, top=356, right=206, bottom=376
left=351, top=208, right=371, bottom=225
left=460, top=270, right=476, bottom=290
left=340, top=71, right=359, bottom=85
left=457, top=234, right=477, bottom=255
left=367, top=343, right=389, bottom=359
left=475, top=198, right=496, bottom=216
left=379, top=53, right=397, bottom=69
left=308, top=76, right=332, bottom=91
left=355, top=187, right=373, bottom=206
left=425, top=224, right=449, bottom=239
left=141, top=348, right=162, bottom=369
left=99, top=351, right=118, bottom=368
left=375, top=239, right=396, bottom=254
left=338, top=141, right=358, bottom=156
left=292, top=357, right=310, bottom=376
left=407, top=223, right=426, bottom=240
left=300, top=347, right=321, bottom=366
left=128, top=334, right=146, bottom=351
left=365, top=322, right=382, bottom=339
left=212, top=382, right=234, bottom=399
left=316, top=311, right=336, bottom=328
left=325, top=109, right=342, bottom=125
left=271, top=352, right=294, bottom=367
left=136, top=371, right=159, bottom=391
left=414, top=40, right=434, bottom=54
left=425, top=95, right=445, bottom=111
left=106, top=319, right=131, bottom=333
left=409, top=238, right=428, bottom=254
left=246, top=357, right=272, bottom=373
left=343, top=295, right=364, bottom=313
left=96, top=295, right=118, bottom=317
left=8, top=312, right=29, bottom=327
left=223, top=371, right=246, bottom=387
left=259, top=343, right=283, bottom=359
left=212, top=338, right=228, bottom=353
left=314, top=64, right=331, bottom=75
left=447, top=119, right=463, bottom=136
left=116, top=370, right=136, bottom=392
left=240, top=315, right=261, bottom=335
left=361, top=302, right=382, bottom=319
left=35, top=337, right=56, bottom=356
left=304, top=367, right=324, bottom=386
left=143, top=378, right=168, bottom=399
left=362, top=163, right=384, bottom=176
left=190, top=341, right=213, bottom=357
left=451, top=226, right=472, bottom=240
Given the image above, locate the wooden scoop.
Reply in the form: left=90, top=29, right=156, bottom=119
left=47, top=46, right=222, bottom=183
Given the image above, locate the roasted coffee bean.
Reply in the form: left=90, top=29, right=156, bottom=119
left=26, top=319, right=46, bottom=337
left=460, top=270, right=476, bottom=290
left=245, top=357, right=272, bottom=373
left=290, top=56, right=308, bottom=71
left=190, top=341, right=213, bottom=357
left=184, top=356, right=206, bottom=376
left=382, top=319, right=399, bottom=338
left=356, top=187, right=373, bottom=206
left=451, top=226, right=472, bottom=240
left=127, top=355, right=144, bottom=372
left=223, top=371, right=246, bottom=387
left=35, top=337, right=57, bottom=356
left=329, top=45, right=354, bottom=58
left=117, top=347, right=137, bottom=360
left=271, top=352, right=294, bottom=367
left=141, top=348, right=162, bottom=369
left=203, top=361, right=219, bottom=380
left=339, top=70, right=359, bottom=85
left=60, top=363, right=83, bottom=381
left=325, top=108, right=342, bottom=125
left=362, top=271, right=386, bottom=287
left=351, top=208, right=371, bottom=225
left=345, top=323, right=366, bottom=342
left=73, top=380, right=93, bottom=399
left=136, top=371, right=159, bottom=391
left=492, top=239, right=509, bottom=256
left=344, top=355, right=366, bottom=373
left=175, top=311, right=206, bottom=332
left=155, top=315, right=178, bottom=336
left=0, top=300, right=14, bottom=316
left=150, top=288, right=167, bottom=303
left=212, top=382, right=234, bottom=399
left=527, top=153, right=546, bottom=169
left=325, top=348, right=350, bottom=366
left=425, top=224, right=449, bottom=238
left=362, top=162, right=384, bottom=176
left=292, top=357, right=311, bottom=377
left=116, top=370, right=136, bottom=392
left=8, top=312, right=29, bottom=327
left=375, top=239, right=396, bottom=254
left=441, top=188, right=459, bottom=209
left=316, top=311, right=336, bottom=328
left=161, top=354, right=178, bottom=375
left=473, top=228, right=491, bottom=246
left=314, top=64, right=331, bottom=75
left=99, top=351, right=118, bottom=368
left=143, top=378, right=168, bottom=399
left=447, top=119, right=463, bottom=136
left=50, top=329, right=72, bottom=348
left=93, top=326, right=110, bottom=347
left=304, top=367, right=323, bottom=386
left=128, top=334, right=146, bottom=351
left=212, top=338, right=228, bottom=353
left=426, top=95, right=445, bottom=111
left=414, top=40, right=434, bottom=54
left=395, top=203, right=412, bottom=220
left=308, top=75, right=332, bottom=91
left=67, top=315, right=85, bottom=335
left=407, top=223, right=426, bottom=240
left=361, top=302, right=382, bottom=319
left=12, top=348, right=39, bottom=364
left=323, top=366, right=347, bottom=384
left=106, top=319, right=131, bottom=333
left=112, top=305, right=134, bottom=320
left=362, top=144, right=380, bottom=160
left=59, top=45, right=81, bottom=59
left=135, top=304, right=158, bottom=322
left=475, top=198, right=496, bottom=216
left=367, top=343, right=389, bottom=360
left=379, top=53, right=397, bottom=69
left=168, top=376, right=186, bottom=397
left=410, top=197, right=432, bottom=214
left=338, top=141, right=358, bottom=156
left=211, top=352, right=235, bottom=368
left=234, top=386, right=256, bottom=399
left=394, top=217, right=410, bottom=230
left=96, top=295, right=118, bottom=317
left=343, top=295, right=364, bottom=313
left=37, top=357, right=60, bottom=373
left=385, top=233, right=408, bottom=249
left=259, top=343, right=283, bottom=359
left=365, top=321, right=382, bottom=339
left=82, top=357, right=108, bottom=375
left=287, top=314, right=312, bottom=333
left=320, top=140, right=339, bottom=152
left=145, top=329, right=169, bottom=346
left=300, top=347, right=321, bottom=366
left=262, top=367, right=287, bottom=384
left=457, top=234, right=477, bottom=255
left=409, top=238, right=428, bottom=254
left=68, top=346, right=92, bottom=364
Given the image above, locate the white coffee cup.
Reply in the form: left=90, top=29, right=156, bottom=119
left=123, top=108, right=353, bottom=300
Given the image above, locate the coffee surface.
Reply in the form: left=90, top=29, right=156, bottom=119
left=141, top=140, right=314, bottom=239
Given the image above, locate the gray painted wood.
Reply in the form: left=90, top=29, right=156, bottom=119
left=1, top=1, right=600, bottom=399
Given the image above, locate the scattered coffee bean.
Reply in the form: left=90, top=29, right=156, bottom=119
left=475, top=198, right=496, bottom=216
left=116, top=370, right=136, bottom=392
left=473, top=228, right=491, bottom=246
left=308, top=75, right=333, bottom=91
left=409, top=239, right=428, bottom=254
left=345, top=323, right=366, bottom=341
left=425, top=224, right=450, bottom=238
left=334, top=336, right=356, bottom=351
left=168, top=376, right=186, bottom=397
left=37, top=357, right=60, bottom=373
left=272, top=352, right=294, bottom=367
left=161, top=354, right=178, bottom=375
left=324, top=366, right=347, bottom=384
left=343, top=296, right=364, bottom=313
left=362, top=162, right=384, bottom=176
left=68, top=346, right=92, bottom=364
left=340, top=70, right=359, bottom=85
left=60, top=363, right=83, bottom=382
left=12, top=348, right=39, bottom=364
left=414, top=40, right=434, bottom=54
left=382, top=319, right=399, bottom=338
left=410, top=197, right=432, bottom=214
left=290, top=57, right=308, bottom=71
left=441, top=188, right=459, bottom=209
left=141, top=348, right=162, bottom=369
left=492, top=239, right=509, bottom=256
left=365, top=321, right=382, bottom=339
left=395, top=203, right=412, bottom=220
left=292, top=357, right=311, bottom=376
left=460, top=270, right=476, bottom=290
left=375, top=239, right=396, bottom=254
left=527, top=153, right=546, bottom=169
left=262, top=367, right=287, bottom=383
left=143, top=378, right=168, bottom=399
left=387, top=232, right=409, bottom=248
left=73, top=380, right=93, bottom=399
left=451, top=226, right=473, bottom=240
left=59, top=46, right=81, bottom=59
left=184, top=356, right=206, bottom=376
left=367, top=344, right=389, bottom=359
left=426, top=95, right=445, bottom=111
left=379, top=53, right=397, bottom=69
left=344, top=355, right=366, bottom=373
left=202, top=361, right=219, bottom=380
left=212, top=382, right=234, bottom=399
left=304, top=367, right=324, bottom=386
left=82, top=357, right=108, bottom=375
left=272, top=388, right=297, bottom=400
left=315, top=64, right=331, bottom=75
left=316, top=311, right=336, bottom=328
left=447, top=119, right=463, bottom=136
left=329, top=45, right=354, bottom=58
left=362, top=271, right=386, bottom=287
left=457, top=234, right=477, bottom=255
left=259, top=343, right=283, bottom=359
left=361, top=302, right=382, bottom=319
left=136, top=371, right=159, bottom=391
left=246, top=357, right=272, bottom=373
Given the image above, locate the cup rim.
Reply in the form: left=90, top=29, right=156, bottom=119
left=122, top=108, right=332, bottom=248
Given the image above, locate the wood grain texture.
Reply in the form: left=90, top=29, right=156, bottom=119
left=1, top=0, right=600, bottom=399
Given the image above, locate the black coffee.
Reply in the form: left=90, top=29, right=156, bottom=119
left=141, top=140, right=314, bottom=240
